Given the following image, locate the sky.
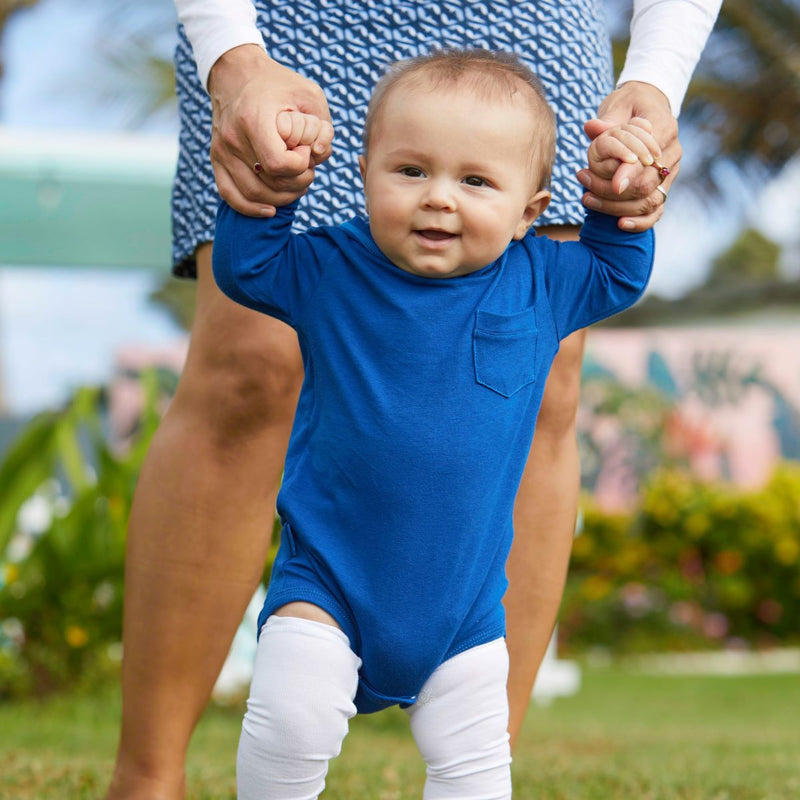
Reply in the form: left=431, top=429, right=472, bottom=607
left=1, top=0, right=798, bottom=414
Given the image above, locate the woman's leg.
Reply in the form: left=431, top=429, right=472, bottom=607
left=107, top=244, right=304, bottom=799
left=504, top=225, right=585, bottom=748
left=406, top=639, right=512, bottom=800
left=237, top=616, right=360, bottom=800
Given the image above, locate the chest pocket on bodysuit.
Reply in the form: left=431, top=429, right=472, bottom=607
left=473, top=307, right=537, bottom=398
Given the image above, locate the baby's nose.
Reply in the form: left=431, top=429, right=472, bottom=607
left=422, top=178, right=456, bottom=210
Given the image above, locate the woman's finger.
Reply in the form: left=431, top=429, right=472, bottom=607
left=212, top=162, right=276, bottom=217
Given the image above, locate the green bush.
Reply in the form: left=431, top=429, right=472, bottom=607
left=0, top=375, right=164, bottom=699
left=560, top=464, right=800, bottom=654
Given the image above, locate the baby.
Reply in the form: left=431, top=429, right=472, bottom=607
left=213, top=48, right=657, bottom=799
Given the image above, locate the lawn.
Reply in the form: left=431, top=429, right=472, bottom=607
left=1, top=666, right=798, bottom=799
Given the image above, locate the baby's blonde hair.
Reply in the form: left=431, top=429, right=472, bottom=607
left=362, top=48, right=557, bottom=190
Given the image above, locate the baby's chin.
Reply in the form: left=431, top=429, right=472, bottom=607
left=393, top=260, right=491, bottom=280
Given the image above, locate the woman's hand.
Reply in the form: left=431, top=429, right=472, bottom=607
left=208, top=45, right=334, bottom=216
left=579, top=81, right=681, bottom=231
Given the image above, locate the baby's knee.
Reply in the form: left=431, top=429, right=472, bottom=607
left=409, top=641, right=511, bottom=794
left=241, top=686, right=351, bottom=762
left=237, top=657, right=355, bottom=799
left=242, top=617, right=359, bottom=762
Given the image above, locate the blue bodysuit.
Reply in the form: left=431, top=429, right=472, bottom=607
left=214, top=203, right=653, bottom=713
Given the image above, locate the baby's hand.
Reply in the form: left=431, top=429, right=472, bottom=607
left=587, top=117, right=660, bottom=183
left=276, top=109, right=334, bottom=159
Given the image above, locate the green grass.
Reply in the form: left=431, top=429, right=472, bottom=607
left=1, top=667, right=799, bottom=799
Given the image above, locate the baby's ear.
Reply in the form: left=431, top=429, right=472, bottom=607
left=358, top=155, right=369, bottom=212
left=514, top=190, right=551, bottom=240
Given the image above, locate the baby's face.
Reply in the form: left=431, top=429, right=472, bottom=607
left=359, top=82, right=550, bottom=279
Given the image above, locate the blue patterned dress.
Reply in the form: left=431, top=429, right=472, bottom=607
left=172, top=0, right=613, bottom=275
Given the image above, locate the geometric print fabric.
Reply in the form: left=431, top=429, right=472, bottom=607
left=173, top=0, right=613, bottom=275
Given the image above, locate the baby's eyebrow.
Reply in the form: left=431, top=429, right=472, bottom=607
left=384, top=147, right=427, bottom=159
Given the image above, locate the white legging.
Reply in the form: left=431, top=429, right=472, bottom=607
left=237, top=616, right=512, bottom=799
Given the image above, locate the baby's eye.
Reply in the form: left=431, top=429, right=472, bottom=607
left=463, top=175, right=487, bottom=187
left=400, top=166, right=424, bottom=178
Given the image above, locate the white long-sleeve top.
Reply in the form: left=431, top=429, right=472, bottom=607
left=174, top=0, right=722, bottom=116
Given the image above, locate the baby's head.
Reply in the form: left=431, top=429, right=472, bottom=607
left=359, top=48, right=557, bottom=279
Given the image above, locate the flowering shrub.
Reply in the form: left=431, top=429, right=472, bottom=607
left=0, top=376, right=164, bottom=698
left=560, top=464, right=800, bottom=653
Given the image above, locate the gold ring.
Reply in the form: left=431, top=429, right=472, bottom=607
left=652, top=160, right=670, bottom=183
left=656, top=185, right=668, bottom=204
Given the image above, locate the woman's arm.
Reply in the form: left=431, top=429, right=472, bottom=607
left=619, top=0, right=723, bottom=117
left=173, top=0, right=334, bottom=216
left=174, top=0, right=263, bottom=89
left=580, top=0, right=723, bottom=231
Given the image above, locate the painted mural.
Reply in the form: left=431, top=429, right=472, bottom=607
left=108, top=327, right=800, bottom=512
left=580, top=328, right=800, bottom=510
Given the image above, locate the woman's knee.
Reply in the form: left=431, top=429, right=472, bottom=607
left=175, top=244, right=304, bottom=438
left=536, top=328, right=587, bottom=442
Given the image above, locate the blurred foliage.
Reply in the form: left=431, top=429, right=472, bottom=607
left=149, top=276, right=197, bottom=333
left=561, top=464, right=800, bottom=654
left=611, top=0, right=800, bottom=182
left=0, top=0, right=36, bottom=80
left=707, top=227, right=782, bottom=287
left=96, top=0, right=178, bottom=128
left=578, top=361, right=681, bottom=496
left=684, top=0, right=800, bottom=176
left=0, top=0, right=33, bottom=25
left=0, top=373, right=165, bottom=699
left=615, top=226, right=797, bottom=326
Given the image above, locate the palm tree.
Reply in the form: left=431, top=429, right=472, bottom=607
left=5, top=0, right=798, bottom=172
left=0, top=0, right=176, bottom=126
left=96, top=0, right=177, bottom=127
left=684, top=0, right=800, bottom=175
left=610, top=0, right=800, bottom=182
left=0, top=1, right=37, bottom=80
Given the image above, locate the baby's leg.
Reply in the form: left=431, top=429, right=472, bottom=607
left=406, top=639, right=512, bottom=799
left=237, top=615, right=361, bottom=800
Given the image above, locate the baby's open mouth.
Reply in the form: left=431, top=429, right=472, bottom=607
left=417, top=229, right=456, bottom=241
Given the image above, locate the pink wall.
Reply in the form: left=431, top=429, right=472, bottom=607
left=581, top=327, right=800, bottom=509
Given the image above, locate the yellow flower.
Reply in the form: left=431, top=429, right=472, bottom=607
left=581, top=575, right=612, bottom=601
left=685, top=512, right=710, bottom=540
left=571, top=535, right=593, bottom=558
left=3, top=564, right=19, bottom=584
left=65, top=625, right=89, bottom=648
left=775, top=537, right=799, bottom=566
left=613, top=547, right=642, bottom=575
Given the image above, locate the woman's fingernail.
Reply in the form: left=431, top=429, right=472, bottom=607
left=584, top=195, right=601, bottom=210
left=618, top=178, right=629, bottom=195
left=576, top=170, right=591, bottom=189
left=621, top=219, right=635, bottom=230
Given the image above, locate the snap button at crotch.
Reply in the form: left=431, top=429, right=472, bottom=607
left=354, top=674, right=418, bottom=714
